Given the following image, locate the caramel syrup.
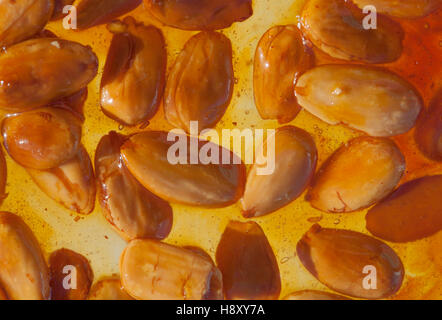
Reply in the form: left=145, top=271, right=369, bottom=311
left=1, top=1, right=440, bottom=299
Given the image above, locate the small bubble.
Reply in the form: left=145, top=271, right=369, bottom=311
left=333, top=219, right=341, bottom=225
left=280, top=257, right=290, bottom=264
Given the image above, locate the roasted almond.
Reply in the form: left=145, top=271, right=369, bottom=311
left=88, top=278, right=134, bottom=300
left=415, top=90, right=442, bottom=161
left=353, top=0, right=441, bottom=19
left=301, top=0, right=404, bottom=63
left=0, top=148, right=6, bottom=206
left=164, top=31, right=234, bottom=133
left=283, top=290, right=350, bottom=300
left=121, top=131, right=246, bottom=207
left=297, top=224, right=404, bottom=299
left=295, top=65, right=423, bottom=137
left=0, top=286, right=7, bottom=300
left=49, top=248, right=94, bottom=300
left=120, top=239, right=223, bottom=300
left=101, top=17, right=167, bottom=126
left=52, top=0, right=74, bottom=20
left=306, top=137, right=405, bottom=213
left=254, top=25, right=314, bottom=123
left=75, top=0, right=142, bottom=29
left=95, top=132, right=173, bottom=240
left=241, top=126, right=317, bottom=218
left=26, top=146, right=96, bottom=215
left=366, top=175, right=442, bottom=242
left=144, top=0, right=253, bottom=30
left=0, top=38, right=98, bottom=112
left=0, top=212, right=50, bottom=300
left=2, top=107, right=82, bottom=170
left=0, top=0, right=54, bottom=48
left=216, top=221, right=281, bottom=300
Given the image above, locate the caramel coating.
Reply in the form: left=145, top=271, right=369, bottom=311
left=415, top=90, right=442, bottom=161
left=353, top=0, right=441, bottom=19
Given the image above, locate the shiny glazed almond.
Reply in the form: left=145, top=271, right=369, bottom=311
left=307, top=137, right=405, bottom=213
left=283, top=290, right=350, bottom=300
left=366, top=175, right=442, bottom=242
left=0, top=212, right=50, bottom=300
left=216, top=221, right=281, bottom=300
left=2, top=107, right=82, bottom=170
left=0, top=0, right=54, bottom=47
left=295, top=65, right=423, bottom=137
left=121, top=131, right=246, bottom=207
left=301, top=0, right=404, bottom=63
left=241, top=126, right=317, bottom=218
left=88, top=278, right=134, bottom=300
left=297, top=224, right=404, bottom=299
left=49, top=248, right=93, bottom=300
left=95, top=132, right=172, bottom=240
left=415, top=90, right=442, bottom=161
left=101, top=18, right=167, bottom=126
left=0, top=149, right=6, bottom=205
left=164, top=31, right=234, bottom=133
left=75, top=0, right=142, bottom=29
left=144, top=0, right=253, bottom=30
left=120, top=239, right=223, bottom=300
left=0, top=286, right=7, bottom=300
left=26, top=146, right=96, bottom=215
left=254, top=25, right=314, bottom=123
left=0, top=38, right=98, bottom=112
left=353, top=0, right=441, bottom=19
left=52, top=0, right=74, bottom=20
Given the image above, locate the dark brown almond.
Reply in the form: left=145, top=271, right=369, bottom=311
left=216, top=221, right=281, bottom=300
left=366, top=175, right=442, bottom=242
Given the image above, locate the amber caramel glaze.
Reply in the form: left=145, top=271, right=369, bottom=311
left=0, top=1, right=440, bottom=300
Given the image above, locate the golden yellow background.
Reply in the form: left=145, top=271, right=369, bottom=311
left=1, top=0, right=441, bottom=299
